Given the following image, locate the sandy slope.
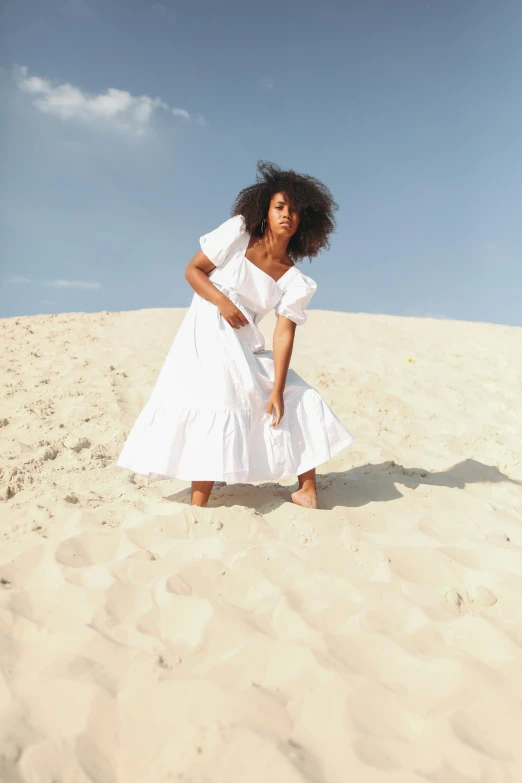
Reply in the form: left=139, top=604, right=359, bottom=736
left=1, top=307, right=522, bottom=783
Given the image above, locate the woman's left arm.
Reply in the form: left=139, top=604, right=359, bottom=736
left=267, top=316, right=296, bottom=426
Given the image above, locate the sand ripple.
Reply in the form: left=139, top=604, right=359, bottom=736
left=1, top=309, right=522, bottom=781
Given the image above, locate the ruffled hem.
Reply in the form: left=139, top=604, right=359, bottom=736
left=116, top=388, right=355, bottom=484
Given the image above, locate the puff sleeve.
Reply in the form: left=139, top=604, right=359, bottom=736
left=199, top=214, right=246, bottom=268
left=275, top=273, right=317, bottom=326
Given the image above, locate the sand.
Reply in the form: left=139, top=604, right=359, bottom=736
left=1, top=306, right=522, bottom=783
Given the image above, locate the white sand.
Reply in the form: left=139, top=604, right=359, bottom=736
left=1, top=307, right=522, bottom=782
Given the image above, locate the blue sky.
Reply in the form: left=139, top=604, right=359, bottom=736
left=1, top=0, right=521, bottom=325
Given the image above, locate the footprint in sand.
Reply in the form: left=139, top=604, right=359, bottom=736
left=55, top=530, right=132, bottom=567
left=472, top=585, right=497, bottom=607
left=444, top=588, right=470, bottom=612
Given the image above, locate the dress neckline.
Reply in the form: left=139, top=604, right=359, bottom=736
left=242, top=230, right=297, bottom=285
left=243, top=255, right=296, bottom=286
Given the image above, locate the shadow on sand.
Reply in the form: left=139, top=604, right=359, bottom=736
left=166, top=458, right=521, bottom=512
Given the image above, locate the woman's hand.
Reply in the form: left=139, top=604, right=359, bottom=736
left=218, top=298, right=249, bottom=329
left=267, top=389, right=284, bottom=427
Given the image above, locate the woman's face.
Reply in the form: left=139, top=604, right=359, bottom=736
left=266, top=191, right=300, bottom=238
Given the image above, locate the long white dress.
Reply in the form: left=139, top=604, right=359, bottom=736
left=116, top=215, right=355, bottom=483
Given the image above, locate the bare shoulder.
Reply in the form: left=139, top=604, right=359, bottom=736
left=291, top=266, right=317, bottom=287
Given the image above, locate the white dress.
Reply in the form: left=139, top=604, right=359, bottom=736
left=116, top=215, right=355, bottom=483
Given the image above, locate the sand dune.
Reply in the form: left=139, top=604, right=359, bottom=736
left=1, top=307, right=522, bottom=782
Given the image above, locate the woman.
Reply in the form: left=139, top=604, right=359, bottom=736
left=117, top=161, right=355, bottom=508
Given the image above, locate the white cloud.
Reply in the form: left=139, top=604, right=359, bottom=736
left=4, top=276, right=101, bottom=290
left=7, top=276, right=33, bottom=284
left=63, top=0, right=98, bottom=22
left=45, top=279, right=101, bottom=289
left=14, top=65, right=194, bottom=137
left=171, top=108, right=190, bottom=119
left=153, top=3, right=177, bottom=23
left=259, top=77, right=274, bottom=92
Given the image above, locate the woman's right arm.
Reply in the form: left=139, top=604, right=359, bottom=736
left=184, top=251, right=249, bottom=330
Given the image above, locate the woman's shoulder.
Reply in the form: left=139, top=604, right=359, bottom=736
left=284, top=265, right=317, bottom=293
left=199, top=214, right=248, bottom=267
left=201, top=214, right=247, bottom=243
left=275, top=265, right=317, bottom=325
left=225, top=214, right=246, bottom=231
left=208, top=214, right=247, bottom=242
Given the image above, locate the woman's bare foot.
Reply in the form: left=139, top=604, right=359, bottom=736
left=291, top=467, right=317, bottom=509
left=291, top=487, right=318, bottom=508
left=191, top=480, right=214, bottom=507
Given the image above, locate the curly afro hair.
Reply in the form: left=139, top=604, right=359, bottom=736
left=230, top=160, right=338, bottom=262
